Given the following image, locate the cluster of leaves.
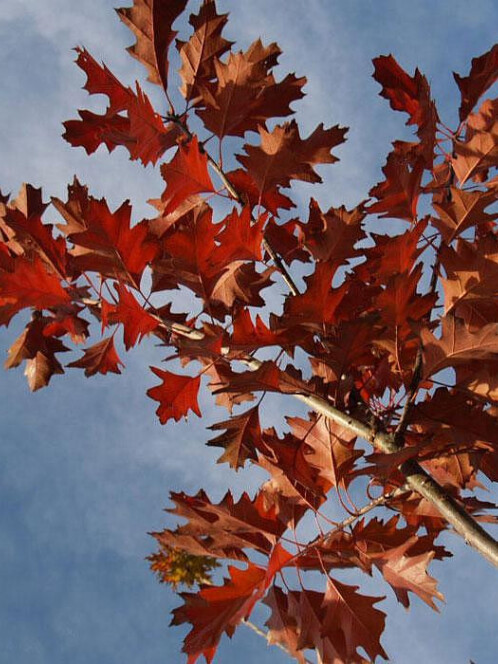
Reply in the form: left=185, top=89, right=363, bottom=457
left=149, top=544, right=220, bottom=589
left=2, top=1, right=498, bottom=662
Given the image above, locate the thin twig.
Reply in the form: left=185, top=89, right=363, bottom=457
left=394, top=345, right=423, bottom=446
left=287, top=486, right=408, bottom=567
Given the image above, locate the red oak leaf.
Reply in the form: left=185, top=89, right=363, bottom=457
left=375, top=264, right=436, bottom=330
left=237, top=120, right=348, bottom=196
left=370, top=537, right=444, bottom=610
left=203, top=359, right=255, bottom=413
left=214, top=207, right=265, bottom=262
left=372, top=54, right=438, bottom=164
left=432, top=187, right=498, bottom=243
left=368, top=149, right=424, bottom=221
left=230, top=307, right=312, bottom=352
left=224, top=168, right=295, bottom=214
left=161, top=136, right=215, bottom=214
left=58, top=191, right=157, bottom=286
left=1, top=184, right=67, bottom=277
left=172, top=562, right=266, bottom=664
left=207, top=405, right=263, bottom=469
left=104, top=284, right=159, bottom=350
left=263, top=587, right=306, bottom=664
left=163, top=489, right=287, bottom=556
left=67, top=336, right=124, bottom=377
left=421, top=316, right=498, bottom=379
left=321, top=577, right=387, bottom=662
left=454, top=44, right=498, bottom=121
left=42, top=306, right=89, bottom=345
left=63, top=109, right=132, bottom=157
left=212, top=360, right=312, bottom=398
left=451, top=99, right=498, bottom=185
left=0, top=256, right=71, bottom=321
left=63, top=48, right=180, bottom=165
left=197, top=39, right=305, bottom=138
left=147, top=367, right=201, bottom=424
left=177, top=0, right=233, bottom=106
left=208, top=262, right=274, bottom=315
left=5, top=314, right=69, bottom=391
left=355, top=217, right=428, bottom=283
left=300, top=198, right=366, bottom=265
left=116, top=0, right=188, bottom=91
left=73, top=46, right=131, bottom=109
left=172, top=543, right=291, bottom=664
left=126, top=83, right=181, bottom=164
left=288, top=413, right=362, bottom=489
left=439, top=236, right=498, bottom=327
left=281, top=262, right=348, bottom=329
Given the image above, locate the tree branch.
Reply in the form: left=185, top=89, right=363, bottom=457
left=140, top=307, right=498, bottom=568
left=293, top=389, right=498, bottom=568
left=143, top=311, right=498, bottom=568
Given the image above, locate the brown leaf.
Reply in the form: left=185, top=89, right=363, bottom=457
left=116, top=0, right=188, bottom=91
left=237, top=119, right=347, bottom=196
left=281, top=262, right=348, bottom=329
left=452, top=99, right=498, bottom=185
left=368, top=148, right=424, bottom=221
left=373, top=54, right=438, bottom=165
left=161, top=136, right=215, bottom=214
left=432, top=187, right=498, bottom=243
left=355, top=217, right=428, bottom=283
left=225, top=168, right=295, bottom=214
left=263, top=587, right=306, bottom=664
left=321, top=577, right=388, bottom=662
left=300, top=198, right=366, bottom=265
left=0, top=256, right=71, bottom=321
left=421, top=316, right=498, bottom=379
left=103, top=284, right=159, bottom=350
left=147, top=367, right=201, bottom=424
left=177, top=0, right=233, bottom=106
left=63, top=48, right=180, bottom=165
left=56, top=189, right=157, bottom=286
left=1, top=183, right=67, bottom=277
left=440, top=236, right=498, bottom=328
left=371, top=537, right=444, bottom=610
left=454, top=44, right=498, bottom=121
left=67, top=336, right=124, bottom=376
left=5, top=315, right=69, bottom=391
left=197, top=39, right=305, bottom=138
left=214, top=206, right=265, bottom=263
left=164, top=489, right=288, bottom=556
left=287, top=413, right=361, bottom=489
left=207, top=405, right=262, bottom=469
left=209, top=262, right=274, bottom=314
left=172, top=562, right=266, bottom=664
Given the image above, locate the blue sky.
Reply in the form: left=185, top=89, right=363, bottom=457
left=1, top=1, right=498, bottom=663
